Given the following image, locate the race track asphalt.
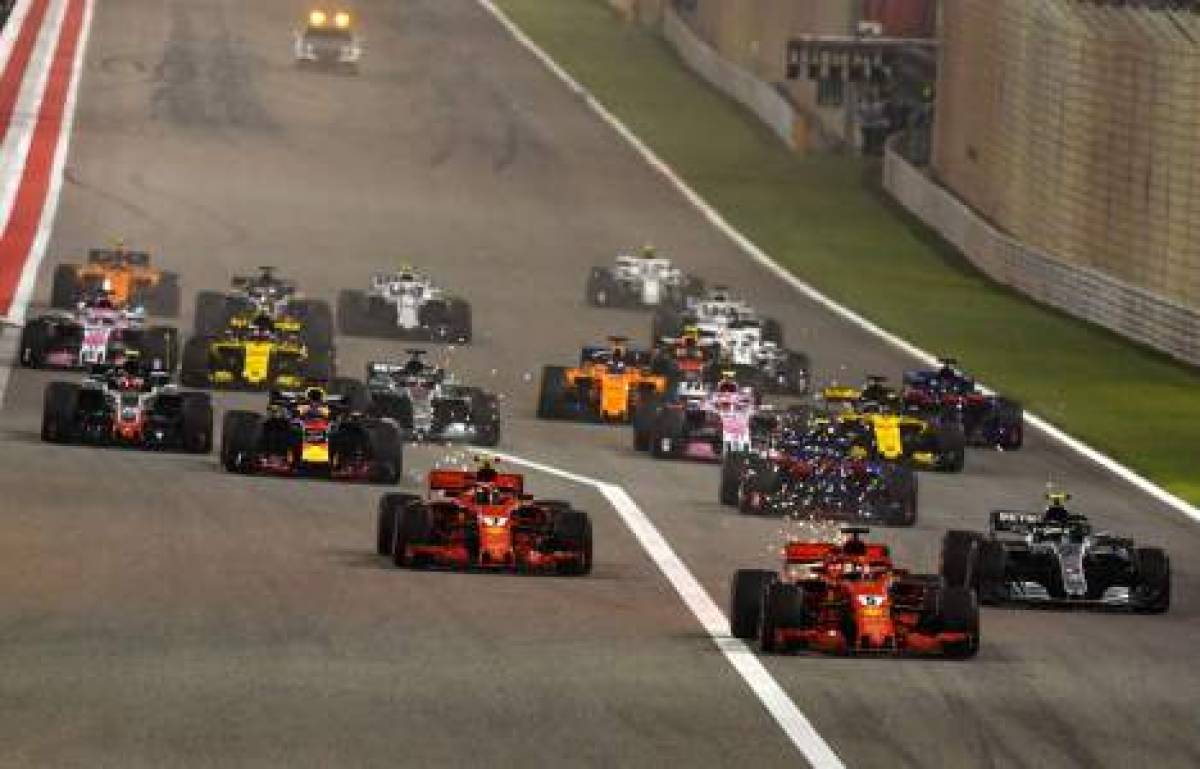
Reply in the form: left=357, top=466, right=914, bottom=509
left=0, top=0, right=1197, bottom=766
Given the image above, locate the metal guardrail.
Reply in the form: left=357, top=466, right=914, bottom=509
left=883, top=140, right=1200, bottom=367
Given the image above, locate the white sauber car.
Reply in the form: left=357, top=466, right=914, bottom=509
left=337, top=267, right=473, bottom=343
left=586, top=246, right=703, bottom=309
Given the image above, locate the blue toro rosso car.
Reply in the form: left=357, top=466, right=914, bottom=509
left=902, top=358, right=1023, bottom=450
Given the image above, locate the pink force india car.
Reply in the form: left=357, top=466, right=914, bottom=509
left=633, top=375, right=757, bottom=461
left=20, top=293, right=178, bottom=371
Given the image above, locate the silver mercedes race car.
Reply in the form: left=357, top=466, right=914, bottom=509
left=354, top=351, right=499, bottom=446
left=941, top=492, right=1170, bottom=613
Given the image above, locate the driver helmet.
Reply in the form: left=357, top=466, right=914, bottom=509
left=640, top=243, right=657, bottom=259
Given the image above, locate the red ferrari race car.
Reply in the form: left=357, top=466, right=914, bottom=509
left=730, top=527, right=979, bottom=657
left=376, top=461, right=592, bottom=575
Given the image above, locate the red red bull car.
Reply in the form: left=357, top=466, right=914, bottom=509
left=730, top=527, right=978, bottom=657
left=376, top=462, right=592, bottom=575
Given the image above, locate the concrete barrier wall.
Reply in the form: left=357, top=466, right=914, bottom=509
left=661, top=8, right=800, bottom=149
left=886, top=142, right=1200, bottom=366
left=936, top=0, right=1200, bottom=314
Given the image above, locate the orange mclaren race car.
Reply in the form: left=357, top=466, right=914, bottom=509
left=50, top=243, right=180, bottom=316
left=536, top=336, right=667, bottom=422
left=730, top=527, right=979, bottom=657
left=376, top=460, right=593, bottom=574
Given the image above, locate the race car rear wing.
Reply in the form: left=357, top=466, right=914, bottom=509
left=990, top=510, right=1043, bottom=534
left=87, top=248, right=150, bottom=267
left=428, top=469, right=524, bottom=496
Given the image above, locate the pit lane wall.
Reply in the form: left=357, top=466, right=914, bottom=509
left=884, top=142, right=1200, bottom=366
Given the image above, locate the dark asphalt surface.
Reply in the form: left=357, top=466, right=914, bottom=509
left=0, top=0, right=1197, bottom=766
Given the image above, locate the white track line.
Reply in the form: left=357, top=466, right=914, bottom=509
left=475, top=0, right=1199, bottom=524
left=0, top=0, right=65, bottom=251
left=497, top=451, right=846, bottom=769
left=8, top=0, right=96, bottom=325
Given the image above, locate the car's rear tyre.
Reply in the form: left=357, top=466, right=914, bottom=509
left=650, top=408, right=686, bottom=459
left=447, top=299, right=472, bottom=344
left=220, top=410, right=262, bottom=473
left=146, top=272, right=181, bottom=317
left=939, top=530, right=981, bottom=589
left=936, top=423, right=967, bottom=472
left=141, top=326, right=179, bottom=372
left=50, top=264, right=79, bottom=309
left=720, top=451, right=750, bottom=506
left=365, top=423, right=403, bottom=484
left=730, top=569, right=774, bottom=639
left=377, top=493, right=420, bottom=556
left=536, top=366, right=571, bottom=420
left=761, top=317, right=784, bottom=345
left=180, top=337, right=210, bottom=388
left=586, top=267, right=617, bottom=307
left=760, top=581, right=805, bottom=653
left=938, top=586, right=980, bottom=659
left=1131, top=547, right=1170, bottom=614
left=290, top=299, right=333, bottom=351
left=19, top=319, right=50, bottom=368
left=180, top=393, right=213, bottom=454
left=41, top=381, right=80, bottom=443
left=551, top=509, right=593, bottom=575
left=392, top=504, right=433, bottom=568
left=193, top=291, right=230, bottom=337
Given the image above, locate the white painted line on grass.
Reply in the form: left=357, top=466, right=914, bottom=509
left=475, top=0, right=1199, bottom=524
left=497, top=450, right=846, bottom=769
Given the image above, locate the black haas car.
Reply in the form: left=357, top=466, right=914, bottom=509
left=221, top=386, right=402, bottom=483
left=941, top=493, right=1169, bottom=613
left=41, top=361, right=212, bottom=452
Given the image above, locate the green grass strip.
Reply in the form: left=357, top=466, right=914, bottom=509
left=495, top=0, right=1200, bottom=505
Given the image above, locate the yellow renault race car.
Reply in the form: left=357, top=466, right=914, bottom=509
left=180, top=311, right=330, bottom=390
left=821, top=380, right=966, bottom=472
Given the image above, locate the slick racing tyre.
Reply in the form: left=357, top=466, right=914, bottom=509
left=145, top=272, right=182, bottom=317
left=377, top=493, right=420, bottom=556
left=720, top=451, right=750, bottom=506
left=50, top=264, right=79, bottom=309
left=939, top=530, right=982, bottom=590
left=19, top=318, right=50, bottom=368
left=41, top=381, right=80, bottom=443
left=551, top=509, right=593, bottom=576
left=760, top=581, right=806, bottom=653
left=291, top=299, right=334, bottom=351
left=221, top=410, right=263, bottom=473
left=650, top=408, right=686, bottom=459
left=392, top=504, right=434, bottom=568
left=193, top=291, right=231, bottom=337
left=365, top=423, right=403, bottom=484
left=937, top=586, right=980, bottom=659
left=180, top=393, right=214, bottom=454
left=536, top=366, right=571, bottom=420
left=1131, top=547, right=1170, bottom=614
left=586, top=267, right=618, bottom=307
left=179, top=337, right=211, bottom=388
left=730, top=569, right=775, bottom=640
